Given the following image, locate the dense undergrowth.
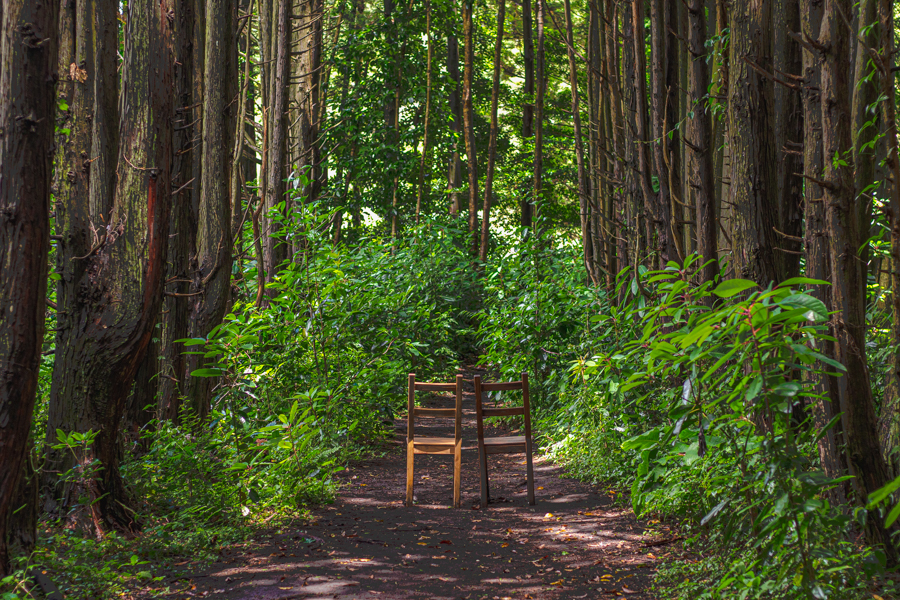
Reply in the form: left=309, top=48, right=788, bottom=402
left=6, top=210, right=900, bottom=599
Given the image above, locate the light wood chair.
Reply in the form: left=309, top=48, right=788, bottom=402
left=406, top=373, right=463, bottom=508
left=474, top=372, right=535, bottom=507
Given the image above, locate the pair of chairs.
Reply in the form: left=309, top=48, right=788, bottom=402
left=405, top=372, right=535, bottom=508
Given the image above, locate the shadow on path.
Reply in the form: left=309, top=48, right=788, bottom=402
left=164, top=371, right=672, bottom=599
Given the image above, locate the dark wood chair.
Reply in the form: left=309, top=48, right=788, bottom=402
left=474, top=372, right=535, bottom=507
left=406, top=373, right=463, bottom=508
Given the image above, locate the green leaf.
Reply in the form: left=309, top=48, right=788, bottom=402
left=712, top=279, right=757, bottom=298
left=190, top=368, right=224, bottom=377
left=867, top=473, right=900, bottom=507
left=885, top=501, right=900, bottom=528
left=780, top=293, right=828, bottom=321
left=776, top=277, right=830, bottom=287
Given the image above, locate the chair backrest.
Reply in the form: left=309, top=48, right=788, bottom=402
left=407, top=373, right=463, bottom=442
left=473, top=372, right=532, bottom=438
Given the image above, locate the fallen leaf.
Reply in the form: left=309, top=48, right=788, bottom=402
left=544, top=513, right=554, bottom=518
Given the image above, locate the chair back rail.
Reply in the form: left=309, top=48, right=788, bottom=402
left=474, top=372, right=535, bottom=507
left=406, top=373, right=463, bottom=507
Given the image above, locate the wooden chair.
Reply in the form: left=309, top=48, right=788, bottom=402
left=474, top=372, right=535, bottom=507
left=406, top=373, right=463, bottom=508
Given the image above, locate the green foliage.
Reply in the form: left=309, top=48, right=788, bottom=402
left=477, top=248, right=896, bottom=598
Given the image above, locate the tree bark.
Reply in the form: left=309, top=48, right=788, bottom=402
left=648, top=0, right=678, bottom=267
left=877, top=0, right=900, bottom=480
left=447, top=34, right=463, bottom=216
left=480, top=0, right=505, bottom=263
left=801, top=0, right=847, bottom=509
left=532, top=0, right=546, bottom=232
left=263, top=0, right=290, bottom=294
left=775, top=0, right=803, bottom=280
left=44, top=0, right=174, bottom=535
left=728, top=0, right=779, bottom=286
left=0, top=0, right=59, bottom=574
left=522, top=0, right=535, bottom=228
left=159, top=0, right=200, bottom=422
left=686, top=0, right=719, bottom=284
left=183, top=0, right=237, bottom=421
left=463, top=0, right=479, bottom=256
left=562, top=0, right=594, bottom=282
left=821, top=0, right=897, bottom=558
left=416, top=0, right=433, bottom=225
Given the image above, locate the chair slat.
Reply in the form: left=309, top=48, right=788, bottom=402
left=413, top=408, right=457, bottom=417
left=479, top=381, right=523, bottom=392
left=413, top=382, right=458, bottom=391
left=481, top=407, right=524, bottom=417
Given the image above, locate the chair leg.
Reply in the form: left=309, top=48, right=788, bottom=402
left=453, top=440, right=462, bottom=508
left=525, top=448, right=535, bottom=506
left=406, top=441, right=415, bottom=507
left=479, top=445, right=489, bottom=508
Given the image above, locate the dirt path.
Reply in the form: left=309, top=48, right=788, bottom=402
left=165, top=372, right=672, bottom=599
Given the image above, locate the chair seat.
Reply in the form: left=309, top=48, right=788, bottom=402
left=482, top=435, right=527, bottom=455
left=413, top=436, right=456, bottom=446
left=483, top=435, right=526, bottom=446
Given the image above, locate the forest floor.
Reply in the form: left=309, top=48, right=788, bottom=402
left=144, top=369, right=678, bottom=599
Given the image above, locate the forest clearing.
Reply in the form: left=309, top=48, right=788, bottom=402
left=3, top=0, right=900, bottom=598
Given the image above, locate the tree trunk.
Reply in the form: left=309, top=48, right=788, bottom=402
left=727, top=0, right=779, bottom=286
left=686, top=0, right=719, bottom=284
left=878, top=0, right=900, bottom=480
left=184, top=0, right=237, bottom=421
left=603, top=0, right=628, bottom=273
left=159, top=0, right=201, bottom=422
left=821, top=0, right=897, bottom=558
left=521, top=0, right=535, bottom=228
left=480, top=0, right=505, bottom=263
left=447, top=34, right=463, bottom=216
left=563, top=0, right=594, bottom=282
left=416, top=0, right=433, bottom=225
left=44, top=0, right=174, bottom=535
left=297, top=0, right=323, bottom=207
left=463, top=0, right=479, bottom=256
left=775, top=0, right=803, bottom=280
left=533, top=0, right=546, bottom=229
left=800, top=0, right=846, bottom=507
left=0, top=0, right=58, bottom=574
left=263, top=0, right=289, bottom=294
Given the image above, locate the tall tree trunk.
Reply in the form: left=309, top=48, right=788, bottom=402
left=686, top=0, right=719, bottom=284
left=821, top=0, right=897, bottom=558
left=522, top=0, right=535, bottom=228
left=297, top=0, right=323, bottom=207
left=648, top=0, right=680, bottom=267
left=0, top=0, right=58, bottom=575
left=603, top=0, right=628, bottom=273
left=184, top=0, right=237, bottom=421
left=416, top=0, right=433, bottom=225
left=533, top=0, right=546, bottom=230
left=588, top=0, right=608, bottom=286
left=622, top=1, right=649, bottom=263
left=44, top=0, right=174, bottom=534
left=563, top=0, right=594, bottom=282
left=463, top=0, right=479, bottom=256
left=480, top=0, right=505, bottom=263
left=263, top=0, right=289, bottom=294
left=775, top=0, right=803, bottom=279
left=878, top=0, right=900, bottom=480
left=801, top=0, right=846, bottom=508
left=447, top=34, right=463, bottom=216
left=727, top=0, right=779, bottom=285
left=159, top=0, right=200, bottom=422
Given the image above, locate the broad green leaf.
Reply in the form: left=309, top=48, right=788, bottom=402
left=712, top=278, right=757, bottom=298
